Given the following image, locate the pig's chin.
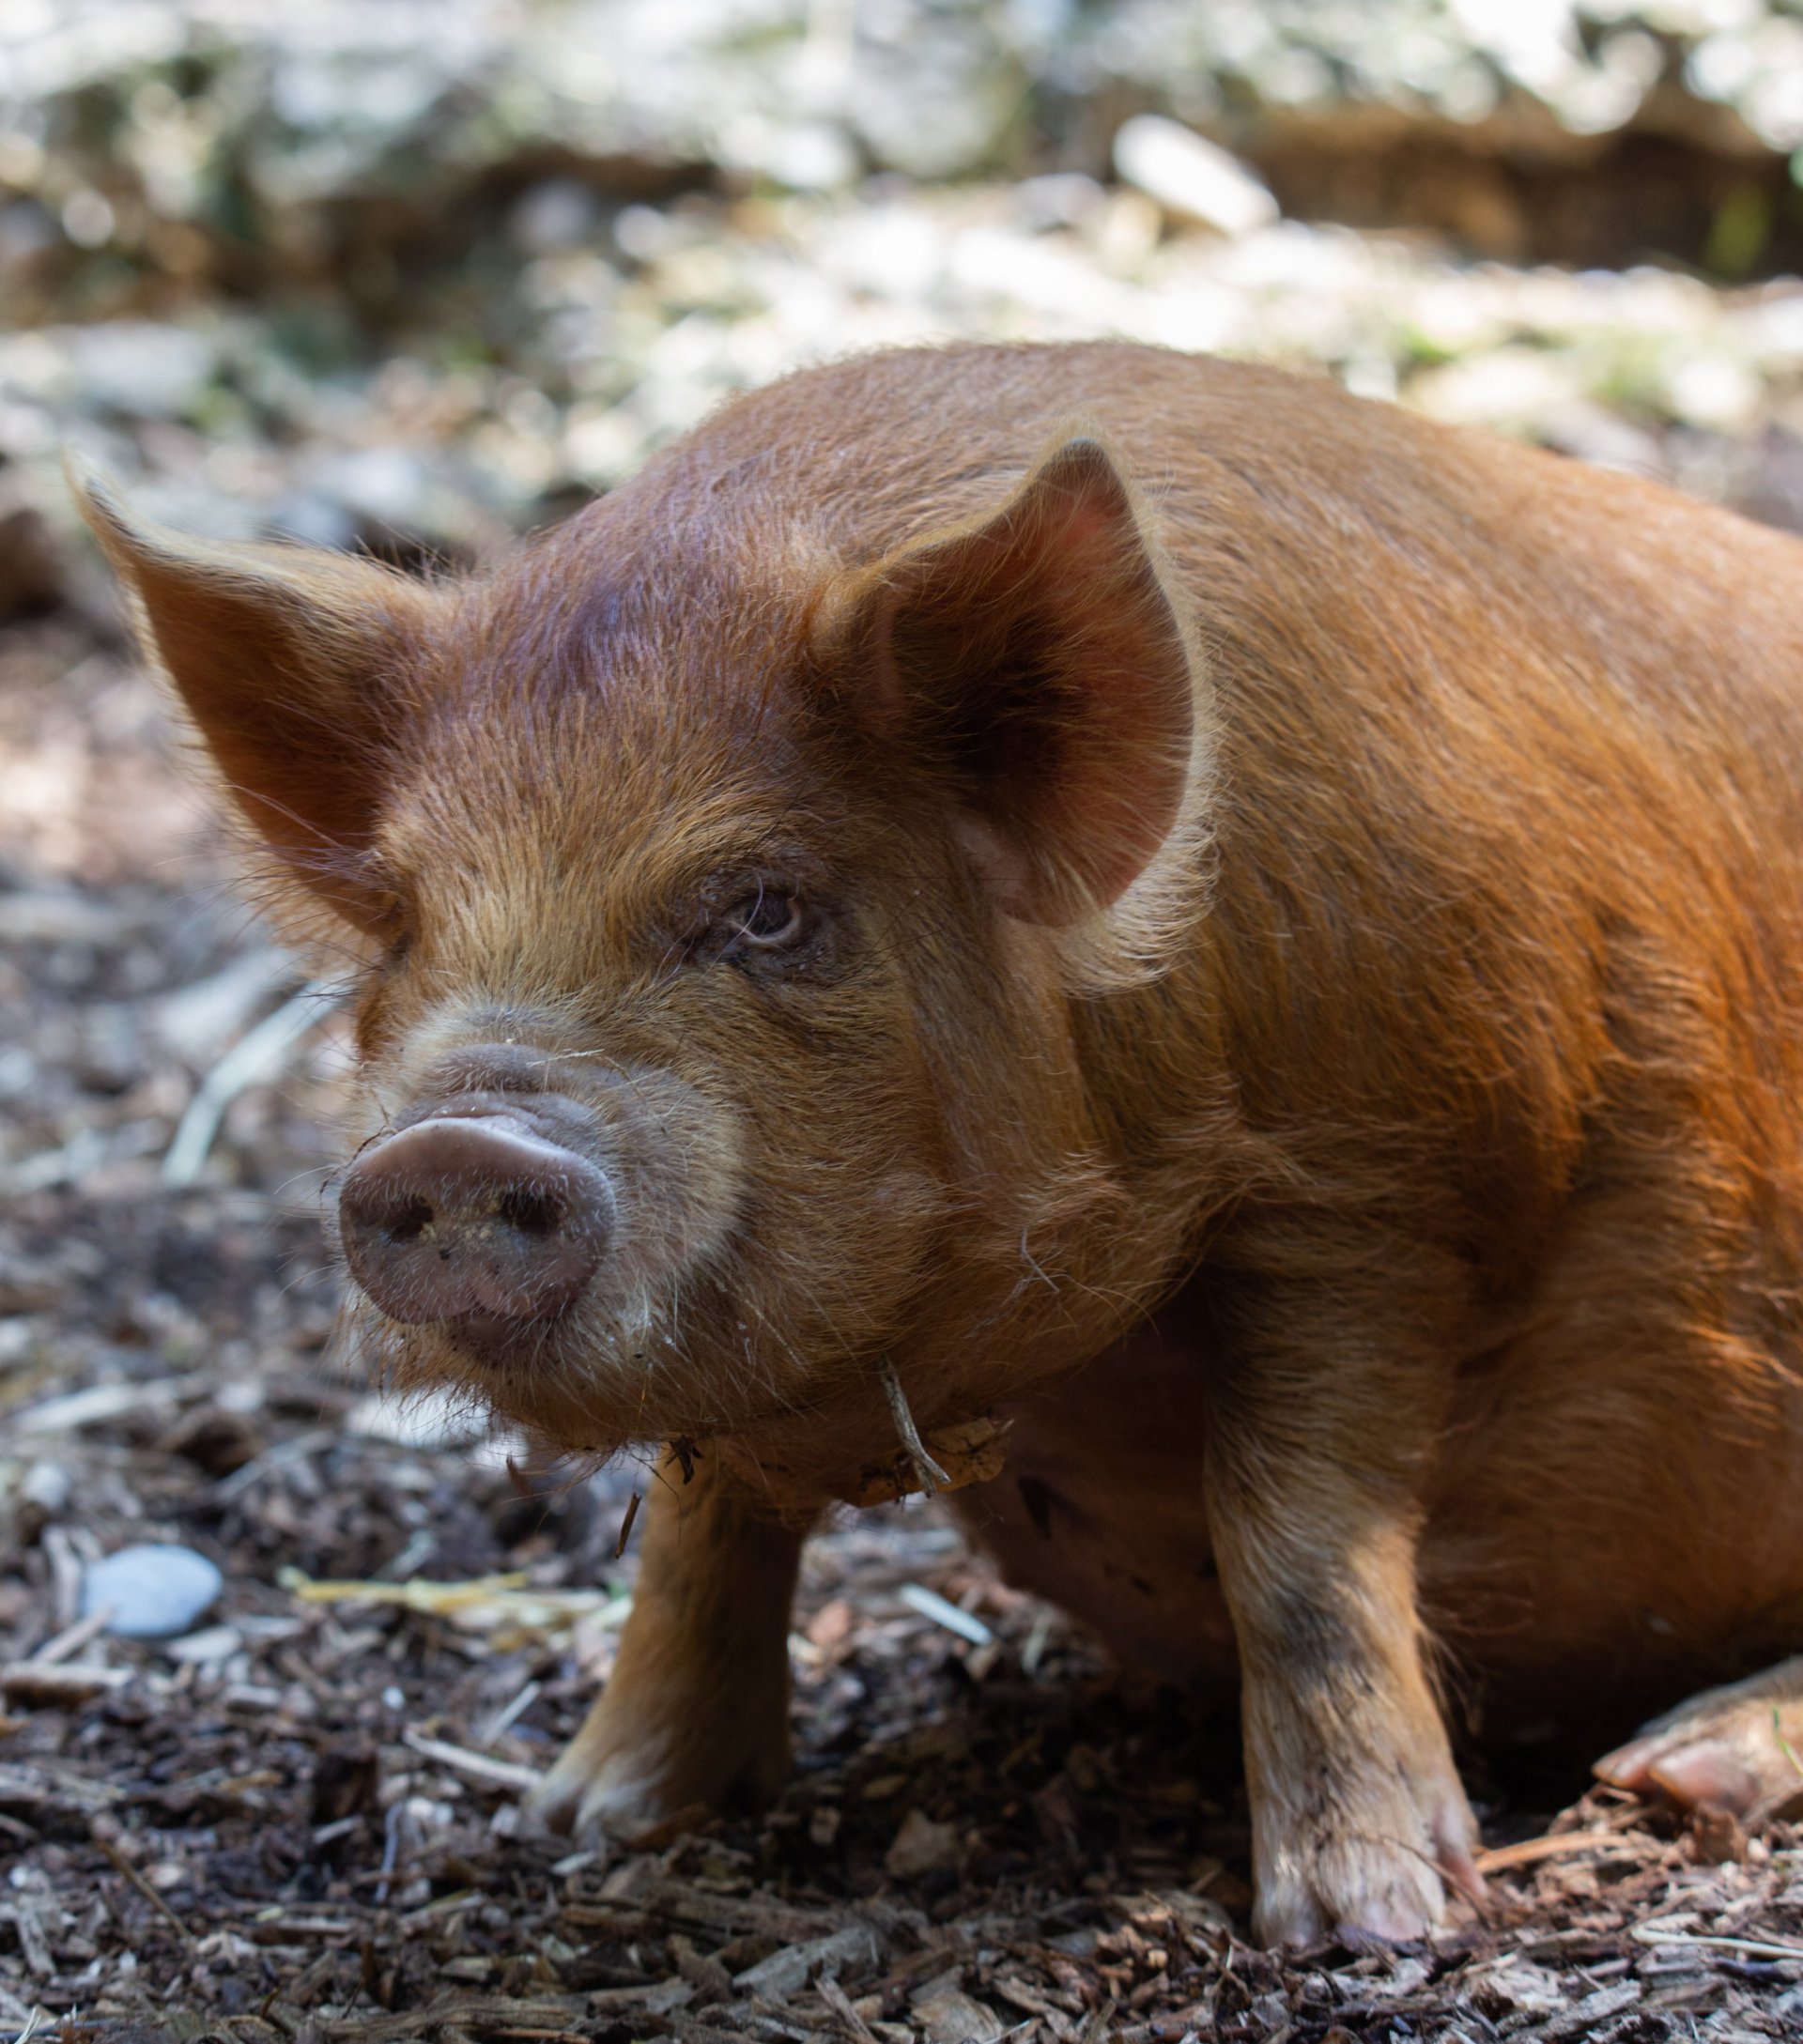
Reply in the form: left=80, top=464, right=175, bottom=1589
left=349, top=1280, right=810, bottom=1457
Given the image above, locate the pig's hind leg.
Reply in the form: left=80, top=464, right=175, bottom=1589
left=1595, top=1657, right=1803, bottom=1823
left=529, top=1449, right=805, bottom=1840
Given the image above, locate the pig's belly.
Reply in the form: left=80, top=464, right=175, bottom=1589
left=948, top=1290, right=1803, bottom=1729
left=948, top=1327, right=1239, bottom=1692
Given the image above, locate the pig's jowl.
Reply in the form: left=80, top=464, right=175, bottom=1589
left=77, top=343, right=1803, bottom=1944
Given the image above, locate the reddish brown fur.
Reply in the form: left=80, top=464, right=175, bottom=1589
left=76, top=343, right=1803, bottom=1944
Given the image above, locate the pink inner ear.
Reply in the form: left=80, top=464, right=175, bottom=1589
left=991, top=446, right=1197, bottom=921
left=1038, top=482, right=1121, bottom=565
left=115, top=546, right=429, bottom=935
left=852, top=437, right=1197, bottom=926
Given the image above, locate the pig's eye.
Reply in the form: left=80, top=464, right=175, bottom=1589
left=719, top=884, right=805, bottom=957
left=688, top=869, right=835, bottom=976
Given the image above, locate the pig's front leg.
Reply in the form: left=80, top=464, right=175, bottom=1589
left=1205, top=1283, right=1481, bottom=1945
left=530, top=1450, right=806, bottom=1840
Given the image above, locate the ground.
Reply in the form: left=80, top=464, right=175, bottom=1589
left=14, top=11, right=1803, bottom=2030
left=5, top=619, right=1803, bottom=2041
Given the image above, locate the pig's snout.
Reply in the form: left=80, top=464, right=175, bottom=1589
left=339, top=1114, right=614, bottom=1327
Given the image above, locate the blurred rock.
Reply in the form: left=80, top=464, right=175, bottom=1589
left=81, top=1543, right=224, bottom=1638
left=1114, top=116, right=1280, bottom=237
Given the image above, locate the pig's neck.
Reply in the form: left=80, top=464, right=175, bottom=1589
left=901, top=937, right=1244, bottom=1425
left=722, top=936, right=1251, bottom=1502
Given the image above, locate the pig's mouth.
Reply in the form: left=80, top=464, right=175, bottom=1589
left=333, top=1054, right=778, bottom=1444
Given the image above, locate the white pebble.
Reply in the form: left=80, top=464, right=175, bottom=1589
left=81, top=1544, right=223, bottom=1639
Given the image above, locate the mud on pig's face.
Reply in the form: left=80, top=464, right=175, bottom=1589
left=70, top=435, right=1202, bottom=1454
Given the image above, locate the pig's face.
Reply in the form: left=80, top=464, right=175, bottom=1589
left=74, top=426, right=1206, bottom=1472
left=335, top=665, right=962, bottom=1452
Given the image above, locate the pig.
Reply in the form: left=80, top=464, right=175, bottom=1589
left=74, top=340, right=1803, bottom=1945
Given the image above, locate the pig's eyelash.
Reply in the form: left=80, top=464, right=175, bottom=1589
left=724, top=881, right=804, bottom=948
left=707, top=878, right=812, bottom=965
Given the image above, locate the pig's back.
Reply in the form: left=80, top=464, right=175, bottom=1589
left=653, top=340, right=1803, bottom=822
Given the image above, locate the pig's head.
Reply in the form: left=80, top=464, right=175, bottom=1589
left=73, top=421, right=1209, bottom=1482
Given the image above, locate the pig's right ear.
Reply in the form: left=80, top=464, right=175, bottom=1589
left=820, top=436, right=1200, bottom=927
left=69, top=458, right=442, bottom=933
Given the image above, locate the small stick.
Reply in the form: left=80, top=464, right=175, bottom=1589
left=375, top=1798, right=406, bottom=1907
left=97, top=1837, right=197, bottom=1950
left=876, top=1354, right=948, bottom=1495
left=2, top=1662, right=131, bottom=1708
left=477, top=1677, right=542, bottom=1747
left=1634, top=1925, right=1803, bottom=1960
left=401, top=1728, right=543, bottom=1793
left=818, top=1973, right=882, bottom=2044
left=613, top=1490, right=641, bottom=1560
left=27, top=1605, right=113, bottom=1666
left=161, top=976, right=340, bottom=1186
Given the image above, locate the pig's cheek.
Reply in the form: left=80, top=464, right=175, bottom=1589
left=592, top=1076, right=748, bottom=1298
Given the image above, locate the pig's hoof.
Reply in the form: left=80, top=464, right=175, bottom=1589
left=1595, top=1655, right=1803, bottom=1821
left=1253, top=1760, right=1482, bottom=1947
left=526, top=1691, right=791, bottom=1843
left=527, top=1734, right=686, bottom=1841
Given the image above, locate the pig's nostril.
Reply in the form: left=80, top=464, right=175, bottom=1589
left=386, top=1195, right=435, bottom=1244
left=496, top=1186, right=562, bottom=1237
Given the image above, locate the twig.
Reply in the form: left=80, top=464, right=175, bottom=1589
left=97, top=1837, right=197, bottom=1949
left=876, top=1354, right=948, bottom=1494
left=816, top=1974, right=880, bottom=2044
left=1634, top=1925, right=1803, bottom=1961
left=1076, top=1997, right=1117, bottom=2044
left=899, top=1583, right=993, bottom=1646
left=375, top=1797, right=406, bottom=1907
left=1475, top=1831, right=1656, bottom=1873
left=614, top=1490, right=641, bottom=1560
left=25, top=1606, right=113, bottom=1666
left=210, top=1428, right=335, bottom=1503
left=2, top=1663, right=131, bottom=1708
left=402, top=1729, right=543, bottom=1793
left=477, top=1678, right=542, bottom=1747
left=162, top=976, right=339, bottom=1186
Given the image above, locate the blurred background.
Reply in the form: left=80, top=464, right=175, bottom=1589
left=11, top=5, right=1803, bottom=2034
left=17, top=0, right=1803, bottom=583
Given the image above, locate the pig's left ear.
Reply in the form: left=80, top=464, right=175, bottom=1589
left=829, top=436, right=1198, bottom=926
left=69, top=458, right=444, bottom=931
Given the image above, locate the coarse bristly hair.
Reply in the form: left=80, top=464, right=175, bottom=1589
left=71, top=340, right=1803, bottom=1946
